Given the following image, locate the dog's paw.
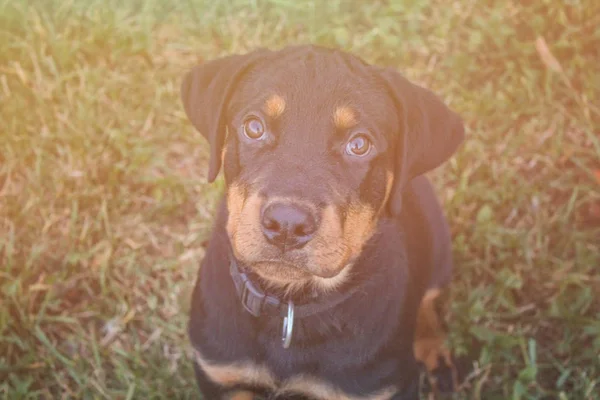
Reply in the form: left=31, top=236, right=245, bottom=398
left=429, top=353, right=457, bottom=394
left=416, top=343, right=458, bottom=396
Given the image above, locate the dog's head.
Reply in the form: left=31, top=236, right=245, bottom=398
left=181, top=46, right=463, bottom=291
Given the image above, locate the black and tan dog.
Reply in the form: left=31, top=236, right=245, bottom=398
left=181, top=45, right=464, bottom=400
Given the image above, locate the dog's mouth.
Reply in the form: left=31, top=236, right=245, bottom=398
left=231, top=248, right=341, bottom=279
left=228, top=226, right=354, bottom=290
left=244, top=259, right=353, bottom=295
left=253, top=260, right=314, bottom=280
left=253, top=259, right=341, bottom=279
left=229, top=236, right=358, bottom=293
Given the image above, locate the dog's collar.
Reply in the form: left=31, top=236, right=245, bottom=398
left=229, top=258, right=358, bottom=348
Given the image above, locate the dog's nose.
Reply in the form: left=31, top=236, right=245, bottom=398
left=261, top=202, right=317, bottom=250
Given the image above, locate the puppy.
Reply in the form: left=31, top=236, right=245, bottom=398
left=181, top=45, right=464, bottom=400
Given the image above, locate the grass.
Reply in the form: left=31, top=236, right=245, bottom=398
left=0, top=0, right=598, bottom=398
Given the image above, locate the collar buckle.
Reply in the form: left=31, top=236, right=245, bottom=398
left=240, top=273, right=266, bottom=317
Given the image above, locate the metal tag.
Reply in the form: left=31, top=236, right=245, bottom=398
left=281, top=301, right=295, bottom=349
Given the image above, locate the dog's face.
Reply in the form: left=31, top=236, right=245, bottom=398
left=222, top=55, right=398, bottom=289
left=181, top=46, right=464, bottom=291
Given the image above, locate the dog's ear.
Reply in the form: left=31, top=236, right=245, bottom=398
left=378, top=68, right=465, bottom=216
left=181, top=49, right=269, bottom=182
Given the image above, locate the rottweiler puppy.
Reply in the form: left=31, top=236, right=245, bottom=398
left=181, top=45, right=464, bottom=400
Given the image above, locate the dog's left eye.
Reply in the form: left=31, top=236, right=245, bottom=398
left=242, top=117, right=266, bottom=140
left=346, top=134, right=372, bottom=157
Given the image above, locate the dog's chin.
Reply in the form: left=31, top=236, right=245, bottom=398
left=248, top=261, right=343, bottom=289
left=253, top=261, right=311, bottom=280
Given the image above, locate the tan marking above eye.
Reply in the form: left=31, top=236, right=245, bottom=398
left=263, top=94, right=286, bottom=118
left=333, top=106, right=358, bottom=130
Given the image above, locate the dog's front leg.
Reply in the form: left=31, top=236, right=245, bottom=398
left=390, top=382, right=419, bottom=400
left=193, top=360, right=230, bottom=399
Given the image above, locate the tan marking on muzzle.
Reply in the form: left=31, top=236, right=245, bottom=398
left=305, top=205, right=348, bottom=279
left=229, top=190, right=265, bottom=262
left=263, top=94, right=286, bottom=118
left=383, top=170, right=394, bottom=208
left=229, top=193, right=375, bottom=293
left=251, top=261, right=313, bottom=296
left=226, top=184, right=246, bottom=240
left=228, top=188, right=311, bottom=286
left=194, top=349, right=276, bottom=389
left=307, top=203, right=375, bottom=288
left=342, top=203, right=376, bottom=254
left=280, top=375, right=397, bottom=400
left=311, top=263, right=352, bottom=293
left=333, top=106, right=358, bottom=130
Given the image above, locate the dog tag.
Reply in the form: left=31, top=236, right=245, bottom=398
left=281, top=301, right=294, bottom=349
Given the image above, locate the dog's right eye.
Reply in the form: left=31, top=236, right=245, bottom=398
left=346, top=134, right=372, bottom=157
left=242, top=117, right=266, bottom=140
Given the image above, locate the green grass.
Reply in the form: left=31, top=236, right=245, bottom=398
left=0, top=0, right=598, bottom=398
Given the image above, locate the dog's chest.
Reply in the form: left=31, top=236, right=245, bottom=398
left=194, top=341, right=398, bottom=400
left=193, top=292, right=405, bottom=400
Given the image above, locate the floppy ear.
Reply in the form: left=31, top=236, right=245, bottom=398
left=181, top=49, right=269, bottom=182
left=379, top=68, right=465, bottom=216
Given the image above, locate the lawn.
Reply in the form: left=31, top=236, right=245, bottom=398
left=0, top=0, right=598, bottom=399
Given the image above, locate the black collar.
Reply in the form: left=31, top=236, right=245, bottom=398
left=229, top=257, right=359, bottom=348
